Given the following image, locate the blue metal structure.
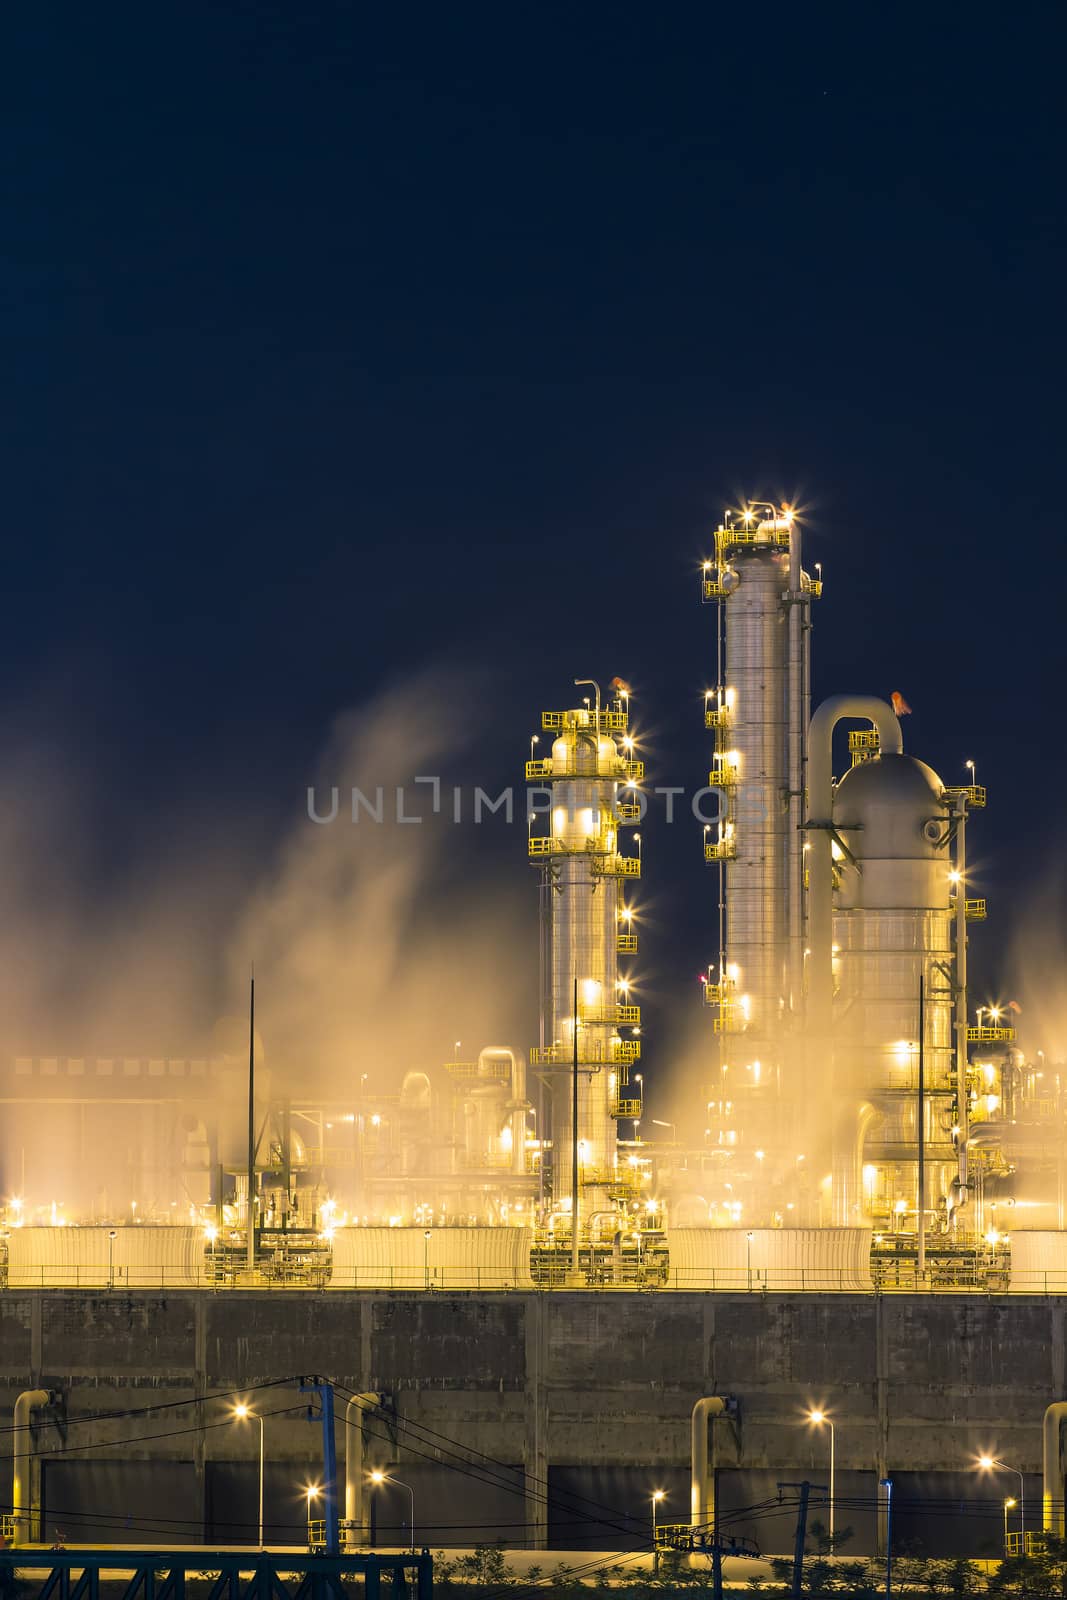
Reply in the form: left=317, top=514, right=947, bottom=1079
left=0, top=1549, right=432, bottom=1600
left=300, top=1376, right=338, bottom=1557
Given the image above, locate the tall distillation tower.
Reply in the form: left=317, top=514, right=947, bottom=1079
left=702, top=505, right=819, bottom=1209
left=526, top=684, right=643, bottom=1228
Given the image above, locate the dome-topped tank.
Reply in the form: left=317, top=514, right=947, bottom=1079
left=834, top=754, right=950, bottom=911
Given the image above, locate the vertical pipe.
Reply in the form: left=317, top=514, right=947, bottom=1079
left=11, top=1389, right=49, bottom=1547
left=786, top=527, right=805, bottom=1018
left=690, top=1397, right=727, bottom=1529
left=571, top=976, right=579, bottom=1276
left=953, top=799, right=970, bottom=1214
left=1042, top=1403, right=1067, bottom=1535
left=247, top=971, right=256, bottom=1274
left=917, top=974, right=926, bottom=1277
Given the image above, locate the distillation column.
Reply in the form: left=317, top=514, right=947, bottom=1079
left=832, top=751, right=954, bottom=1227
left=527, top=686, right=643, bottom=1229
left=702, top=507, right=817, bottom=1179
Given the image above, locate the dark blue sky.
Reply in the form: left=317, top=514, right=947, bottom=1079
left=2, top=6, right=1063, bottom=1086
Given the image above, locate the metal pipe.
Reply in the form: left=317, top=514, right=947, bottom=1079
left=12, top=1389, right=50, bottom=1546
left=571, top=976, right=579, bottom=1276
left=786, top=526, right=807, bottom=1019
left=917, top=973, right=926, bottom=1277
left=690, top=1396, right=728, bottom=1530
left=1043, top=1402, right=1067, bottom=1534
left=344, top=1393, right=381, bottom=1545
left=953, top=797, right=970, bottom=1217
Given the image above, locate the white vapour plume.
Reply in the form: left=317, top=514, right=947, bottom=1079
left=228, top=667, right=528, bottom=1095
left=1009, top=867, right=1067, bottom=1062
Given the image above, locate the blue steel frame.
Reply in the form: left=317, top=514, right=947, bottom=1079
left=0, top=1550, right=432, bottom=1600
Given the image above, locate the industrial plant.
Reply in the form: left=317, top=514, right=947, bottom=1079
left=0, top=504, right=1061, bottom=1297
left=3, top=502, right=1067, bottom=1568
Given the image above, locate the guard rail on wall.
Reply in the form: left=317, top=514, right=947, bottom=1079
left=5, top=1262, right=1067, bottom=1292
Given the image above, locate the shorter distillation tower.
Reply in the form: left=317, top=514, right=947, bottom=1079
left=526, top=684, right=644, bottom=1233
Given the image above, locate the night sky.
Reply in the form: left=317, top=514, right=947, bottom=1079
left=3, top=7, right=1064, bottom=1105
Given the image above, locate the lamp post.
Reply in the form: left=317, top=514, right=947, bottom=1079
left=233, top=1404, right=265, bottom=1547
left=651, top=1489, right=665, bottom=1573
left=1004, top=1497, right=1016, bottom=1554
left=745, top=1230, right=754, bottom=1291
left=651, top=1120, right=677, bottom=1143
left=423, top=1229, right=431, bottom=1291
left=370, top=1470, right=415, bottom=1553
left=107, top=1229, right=117, bottom=1290
left=808, top=1411, right=836, bottom=1545
left=880, top=1478, right=893, bottom=1597
left=978, top=1455, right=1025, bottom=1548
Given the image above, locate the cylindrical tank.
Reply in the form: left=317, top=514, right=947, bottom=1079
left=832, top=754, right=954, bottom=1224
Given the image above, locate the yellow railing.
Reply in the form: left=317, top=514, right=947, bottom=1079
left=703, top=576, right=727, bottom=600
left=579, top=1001, right=640, bottom=1026
left=704, top=840, right=736, bottom=862
left=717, top=524, right=790, bottom=548
left=610, top=1099, right=642, bottom=1118
left=801, top=572, right=823, bottom=597
left=446, top=1060, right=510, bottom=1080
left=541, top=709, right=628, bottom=733
left=612, top=1039, right=641, bottom=1063
left=593, top=855, right=641, bottom=878
left=702, top=982, right=735, bottom=1007
left=580, top=1166, right=645, bottom=1190
left=528, top=1038, right=640, bottom=1068
left=616, top=931, right=638, bottom=954
left=528, top=835, right=561, bottom=856
left=944, top=784, right=987, bottom=809
left=527, top=755, right=637, bottom=782
left=704, top=705, right=730, bottom=729
left=529, top=835, right=634, bottom=864
left=849, top=729, right=880, bottom=751
left=708, top=765, right=740, bottom=787
left=616, top=801, right=641, bottom=822
left=967, top=1025, right=1016, bottom=1042
left=965, top=898, right=987, bottom=920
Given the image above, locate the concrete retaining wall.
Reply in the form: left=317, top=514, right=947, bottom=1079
left=0, top=1290, right=1061, bottom=1556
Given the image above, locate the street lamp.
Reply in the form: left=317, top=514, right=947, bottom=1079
left=880, top=1479, right=893, bottom=1598
left=808, top=1411, right=836, bottom=1545
left=651, top=1120, right=677, bottom=1142
left=746, top=1230, right=754, bottom=1291
left=370, top=1470, right=415, bottom=1553
left=977, top=1455, right=1025, bottom=1546
left=1004, top=1497, right=1016, bottom=1554
left=530, top=735, right=540, bottom=763
left=232, top=1404, right=265, bottom=1547
left=107, top=1229, right=117, bottom=1290
left=423, top=1229, right=432, bottom=1291
left=651, top=1489, right=665, bottom=1572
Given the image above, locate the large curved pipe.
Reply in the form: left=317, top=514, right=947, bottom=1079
left=344, top=1392, right=381, bottom=1545
left=12, top=1389, right=51, bottom=1546
left=1043, top=1402, right=1067, bottom=1534
left=806, top=696, right=903, bottom=1032
left=691, top=1397, right=729, bottom=1530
